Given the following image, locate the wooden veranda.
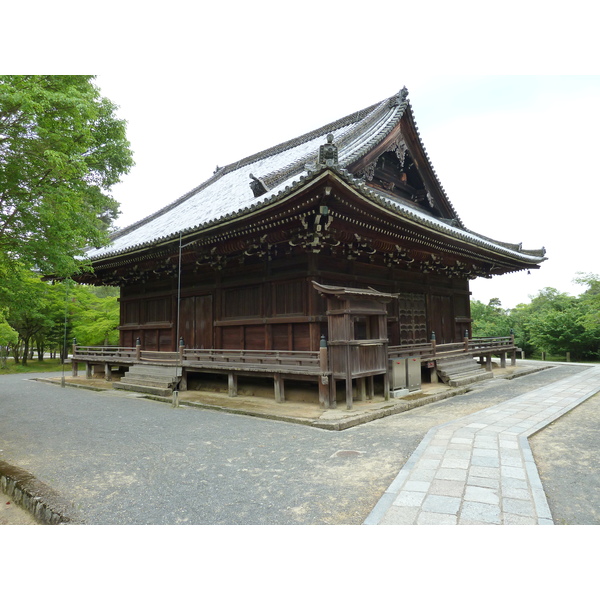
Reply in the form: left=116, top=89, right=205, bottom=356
left=70, top=335, right=518, bottom=410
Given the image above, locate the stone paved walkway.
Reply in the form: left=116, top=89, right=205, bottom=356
left=364, top=366, right=600, bottom=525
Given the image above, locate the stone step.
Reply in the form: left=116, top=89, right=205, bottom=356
left=113, top=382, right=174, bottom=397
left=435, top=356, right=491, bottom=385
left=126, top=365, right=180, bottom=377
left=120, top=376, right=174, bottom=389
left=437, top=361, right=482, bottom=376
left=447, top=370, right=494, bottom=387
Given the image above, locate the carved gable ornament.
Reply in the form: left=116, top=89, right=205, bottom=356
left=354, top=132, right=445, bottom=218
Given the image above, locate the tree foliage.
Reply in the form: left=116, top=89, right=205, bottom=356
left=0, top=75, right=134, bottom=277
left=472, top=276, right=600, bottom=361
left=0, top=268, right=119, bottom=366
left=470, top=298, right=512, bottom=338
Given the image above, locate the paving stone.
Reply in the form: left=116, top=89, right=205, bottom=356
left=422, top=494, right=461, bottom=515
left=410, top=468, right=437, bottom=483
left=467, top=475, right=499, bottom=489
left=472, top=448, right=499, bottom=458
left=445, top=449, right=472, bottom=459
left=471, top=455, right=500, bottom=468
left=501, top=465, right=527, bottom=480
left=418, top=458, right=441, bottom=469
left=502, top=497, right=535, bottom=517
left=429, top=479, right=465, bottom=497
left=464, top=485, right=500, bottom=505
left=450, top=437, right=473, bottom=445
left=503, top=513, right=538, bottom=525
left=417, top=511, right=457, bottom=525
left=501, top=476, right=529, bottom=491
left=441, top=457, right=471, bottom=469
left=436, top=467, right=468, bottom=482
left=499, top=455, right=522, bottom=467
left=392, top=490, right=426, bottom=508
left=501, top=486, right=531, bottom=501
left=379, top=506, right=419, bottom=525
left=459, top=501, right=501, bottom=524
left=469, top=465, right=500, bottom=479
left=403, top=480, right=431, bottom=493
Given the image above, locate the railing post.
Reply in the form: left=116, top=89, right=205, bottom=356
left=135, top=338, right=141, bottom=361
left=431, top=332, right=436, bottom=356
left=71, top=338, right=78, bottom=377
left=319, top=335, right=332, bottom=408
left=463, top=329, right=469, bottom=352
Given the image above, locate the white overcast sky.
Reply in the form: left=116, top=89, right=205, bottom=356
left=7, top=0, right=600, bottom=309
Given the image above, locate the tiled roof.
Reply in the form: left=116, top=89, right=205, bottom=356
left=86, top=88, right=545, bottom=265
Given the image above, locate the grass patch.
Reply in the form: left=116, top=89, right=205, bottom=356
left=0, top=358, right=74, bottom=375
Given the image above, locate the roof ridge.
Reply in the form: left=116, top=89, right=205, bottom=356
left=103, top=98, right=386, bottom=246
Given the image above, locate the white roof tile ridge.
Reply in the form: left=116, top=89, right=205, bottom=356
left=98, top=100, right=385, bottom=249
left=339, top=98, right=407, bottom=166
left=257, top=95, right=403, bottom=189
left=256, top=99, right=391, bottom=188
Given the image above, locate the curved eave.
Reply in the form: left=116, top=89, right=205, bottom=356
left=89, top=165, right=546, bottom=274
left=328, top=168, right=547, bottom=267
left=87, top=169, right=334, bottom=265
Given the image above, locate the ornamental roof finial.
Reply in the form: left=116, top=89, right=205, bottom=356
left=317, top=133, right=338, bottom=167
left=389, top=87, right=409, bottom=108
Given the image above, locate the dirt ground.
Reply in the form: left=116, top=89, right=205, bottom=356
left=0, top=491, right=37, bottom=525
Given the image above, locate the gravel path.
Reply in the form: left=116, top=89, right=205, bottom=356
left=0, top=364, right=596, bottom=524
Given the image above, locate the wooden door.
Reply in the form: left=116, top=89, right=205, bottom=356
left=180, top=295, right=213, bottom=349
left=430, top=295, right=453, bottom=344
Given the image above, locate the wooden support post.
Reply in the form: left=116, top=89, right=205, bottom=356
left=274, top=373, right=285, bottom=403
left=464, top=331, right=469, bottom=352
left=179, top=369, right=188, bottom=391
left=135, top=339, right=141, bottom=361
left=367, top=376, right=374, bottom=400
left=318, top=342, right=331, bottom=408
left=485, top=354, right=492, bottom=371
left=511, top=349, right=517, bottom=366
left=228, top=373, right=237, bottom=397
left=429, top=366, right=438, bottom=384
left=500, top=352, right=506, bottom=368
left=357, top=377, right=366, bottom=401
left=104, top=363, right=112, bottom=381
left=566, top=352, right=571, bottom=362
left=85, top=362, right=92, bottom=379
left=318, top=375, right=330, bottom=408
left=345, top=375, right=353, bottom=410
left=329, top=378, right=337, bottom=409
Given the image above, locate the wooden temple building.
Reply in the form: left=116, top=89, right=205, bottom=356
left=72, top=87, right=546, bottom=408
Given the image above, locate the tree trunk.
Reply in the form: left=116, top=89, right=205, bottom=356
left=22, top=338, right=30, bottom=367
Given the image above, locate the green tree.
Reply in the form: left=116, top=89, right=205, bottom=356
left=0, top=75, right=134, bottom=278
left=0, top=310, right=18, bottom=368
left=574, top=273, right=600, bottom=342
left=1, top=268, right=54, bottom=365
left=470, top=298, right=513, bottom=338
left=71, top=286, right=119, bottom=346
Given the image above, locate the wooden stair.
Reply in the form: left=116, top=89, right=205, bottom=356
left=113, top=364, right=181, bottom=397
left=436, top=356, right=493, bottom=387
